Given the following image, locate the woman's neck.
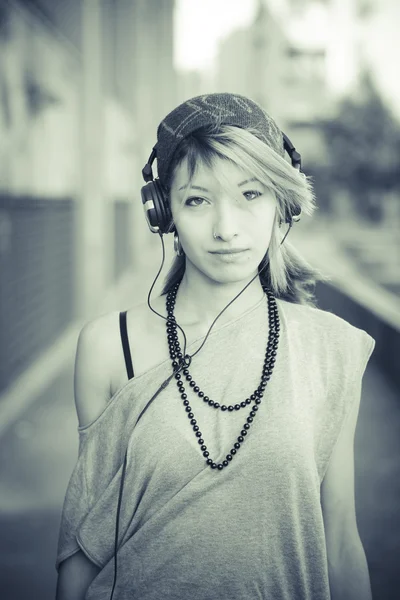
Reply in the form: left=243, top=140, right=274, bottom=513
left=172, top=268, right=265, bottom=329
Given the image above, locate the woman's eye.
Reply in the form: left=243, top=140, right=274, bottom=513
left=185, top=197, right=205, bottom=207
left=243, top=190, right=262, bottom=201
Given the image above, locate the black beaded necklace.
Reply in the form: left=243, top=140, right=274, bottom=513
left=165, top=280, right=280, bottom=471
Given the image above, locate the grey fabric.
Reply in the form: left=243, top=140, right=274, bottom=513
left=56, top=297, right=375, bottom=600
left=156, top=93, right=285, bottom=186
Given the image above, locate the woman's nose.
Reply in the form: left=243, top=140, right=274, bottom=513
left=212, top=200, right=239, bottom=242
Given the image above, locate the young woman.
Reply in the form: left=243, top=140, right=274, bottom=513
left=55, top=93, right=375, bottom=600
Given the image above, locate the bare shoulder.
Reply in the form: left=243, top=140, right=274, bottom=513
left=74, top=310, right=122, bottom=428
left=74, top=298, right=171, bottom=428
left=110, top=296, right=170, bottom=396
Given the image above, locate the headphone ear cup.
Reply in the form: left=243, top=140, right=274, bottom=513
left=141, top=179, right=172, bottom=234
left=153, top=179, right=172, bottom=234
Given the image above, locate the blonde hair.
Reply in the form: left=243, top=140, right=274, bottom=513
left=161, top=125, right=325, bottom=306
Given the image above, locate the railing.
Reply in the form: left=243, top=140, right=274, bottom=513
left=293, top=221, right=400, bottom=388
left=316, top=281, right=399, bottom=387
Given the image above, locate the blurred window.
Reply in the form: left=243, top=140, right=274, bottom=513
left=285, top=47, right=326, bottom=84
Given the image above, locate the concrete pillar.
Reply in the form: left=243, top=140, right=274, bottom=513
left=77, top=0, right=111, bottom=318
left=115, top=0, right=177, bottom=265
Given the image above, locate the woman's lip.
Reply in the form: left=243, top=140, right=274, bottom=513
left=210, top=249, right=248, bottom=255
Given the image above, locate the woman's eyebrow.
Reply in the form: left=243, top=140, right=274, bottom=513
left=178, top=184, right=209, bottom=192
left=238, top=177, right=259, bottom=186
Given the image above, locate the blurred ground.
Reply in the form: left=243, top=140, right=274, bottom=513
left=0, top=367, right=75, bottom=600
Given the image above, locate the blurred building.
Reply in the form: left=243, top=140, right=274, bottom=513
left=211, top=0, right=332, bottom=165
left=216, top=1, right=287, bottom=122
left=177, top=69, right=209, bottom=103
left=0, top=0, right=176, bottom=395
left=355, top=0, right=400, bottom=119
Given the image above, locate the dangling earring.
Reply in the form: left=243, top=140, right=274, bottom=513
left=174, top=232, right=183, bottom=257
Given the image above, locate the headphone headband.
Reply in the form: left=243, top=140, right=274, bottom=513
left=282, top=133, right=301, bottom=171
left=142, top=146, right=157, bottom=183
left=142, top=132, right=302, bottom=185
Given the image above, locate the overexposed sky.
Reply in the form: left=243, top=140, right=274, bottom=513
left=173, top=0, right=257, bottom=70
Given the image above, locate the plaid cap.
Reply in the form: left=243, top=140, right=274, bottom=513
left=156, top=93, right=285, bottom=185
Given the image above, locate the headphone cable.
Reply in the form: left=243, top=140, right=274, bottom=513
left=146, top=233, right=274, bottom=363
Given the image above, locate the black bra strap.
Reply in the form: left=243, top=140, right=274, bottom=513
left=119, top=311, right=134, bottom=380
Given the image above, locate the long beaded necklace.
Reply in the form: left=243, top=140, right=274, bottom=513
left=165, top=280, right=280, bottom=471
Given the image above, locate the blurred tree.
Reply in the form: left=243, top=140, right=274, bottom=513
left=319, top=71, right=400, bottom=222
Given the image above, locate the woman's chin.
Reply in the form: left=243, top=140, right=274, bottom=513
left=197, top=264, right=259, bottom=286
left=183, top=254, right=263, bottom=285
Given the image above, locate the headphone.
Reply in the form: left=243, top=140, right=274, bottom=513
left=140, top=131, right=303, bottom=235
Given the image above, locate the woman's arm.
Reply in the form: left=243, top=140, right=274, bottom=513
left=56, top=317, right=114, bottom=598
left=321, top=395, right=373, bottom=600
left=56, top=551, right=101, bottom=600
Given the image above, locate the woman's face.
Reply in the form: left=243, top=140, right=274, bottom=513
left=170, top=156, right=277, bottom=285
